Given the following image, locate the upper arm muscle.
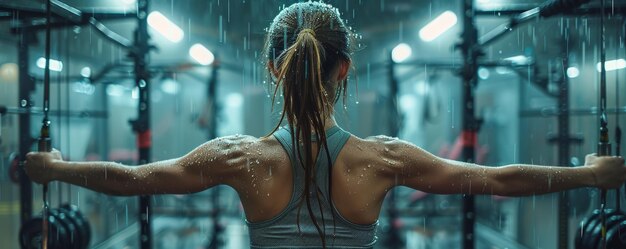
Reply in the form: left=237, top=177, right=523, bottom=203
left=370, top=137, right=499, bottom=195
left=136, top=135, right=253, bottom=194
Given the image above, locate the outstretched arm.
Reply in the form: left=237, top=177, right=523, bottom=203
left=25, top=135, right=251, bottom=196
left=375, top=138, right=625, bottom=196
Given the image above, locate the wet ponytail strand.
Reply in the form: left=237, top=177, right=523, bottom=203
left=273, top=27, right=332, bottom=247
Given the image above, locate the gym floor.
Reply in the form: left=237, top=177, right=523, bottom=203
left=0, top=0, right=625, bottom=248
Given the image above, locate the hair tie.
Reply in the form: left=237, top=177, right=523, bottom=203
left=299, top=28, right=316, bottom=37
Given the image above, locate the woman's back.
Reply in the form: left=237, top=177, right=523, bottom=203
left=246, top=126, right=386, bottom=248
left=233, top=127, right=392, bottom=226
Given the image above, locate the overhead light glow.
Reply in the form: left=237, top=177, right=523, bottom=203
left=596, top=59, right=626, bottom=72
left=504, top=55, right=530, bottom=65
left=147, top=11, right=184, bottom=43
left=80, top=67, right=91, bottom=78
left=414, top=81, right=430, bottom=95
left=399, top=94, right=417, bottom=111
left=419, top=11, right=457, bottom=42
left=106, top=85, right=125, bottom=97
left=478, top=67, right=490, bottom=80
left=36, top=57, right=63, bottom=72
left=391, top=43, right=412, bottom=63
left=161, top=78, right=179, bottom=94
left=566, top=67, right=580, bottom=78
left=226, top=93, right=244, bottom=108
left=131, top=87, right=139, bottom=99
left=495, top=66, right=512, bottom=75
left=189, top=44, right=215, bottom=65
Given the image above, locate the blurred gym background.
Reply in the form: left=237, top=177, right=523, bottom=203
left=0, top=0, right=625, bottom=248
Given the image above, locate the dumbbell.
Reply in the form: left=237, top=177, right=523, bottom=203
left=60, top=204, right=91, bottom=249
left=584, top=210, right=624, bottom=249
left=19, top=205, right=91, bottom=249
left=19, top=209, right=71, bottom=249
left=576, top=209, right=604, bottom=248
left=606, top=219, right=626, bottom=249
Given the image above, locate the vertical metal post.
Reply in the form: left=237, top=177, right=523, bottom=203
left=556, top=56, right=570, bottom=249
left=17, top=30, right=34, bottom=224
left=207, top=62, right=223, bottom=249
left=129, top=0, right=152, bottom=248
left=459, top=1, right=479, bottom=248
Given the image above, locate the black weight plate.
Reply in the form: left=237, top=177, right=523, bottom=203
left=60, top=204, right=91, bottom=249
left=606, top=220, right=626, bottom=249
left=587, top=211, right=624, bottom=249
left=582, top=209, right=611, bottom=249
left=19, top=211, right=69, bottom=249
left=56, top=208, right=81, bottom=249
left=49, top=209, right=72, bottom=249
left=577, top=209, right=602, bottom=249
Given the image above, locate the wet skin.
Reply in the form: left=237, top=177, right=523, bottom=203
left=24, top=129, right=626, bottom=226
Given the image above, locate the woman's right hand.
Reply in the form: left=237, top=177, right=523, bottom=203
left=586, top=153, right=626, bottom=189
left=24, top=149, right=63, bottom=184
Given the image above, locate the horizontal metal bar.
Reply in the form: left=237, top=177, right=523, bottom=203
left=394, top=59, right=532, bottom=69
left=0, top=3, right=135, bottom=21
left=520, top=107, right=626, bottom=117
left=476, top=6, right=626, bottom=17
left=0, top=106, right=108, bottom=119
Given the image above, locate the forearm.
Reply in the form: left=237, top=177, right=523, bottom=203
left=51, top=160, right=144, bottom=196
left=493, top=164, right=596, bottom=196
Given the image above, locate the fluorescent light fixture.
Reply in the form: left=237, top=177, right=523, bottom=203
left=189, top=43, right=215, bottom=65
left=391, top=43, right=412, bottom=63
left=36, top=57, right=63, bottom=72
left=495, top=66, right=513, bottom=75
left=80, top=67, right=91, bottom=78
left=596, top=59, right=626, bottom=72
left=419, top=11, right=457, bottom=42
left=161, top=78, right=179, bottom=94
left=566, top=67, right=580, bottom=78
left=478, top=67, right=490, bottom=79
left=147, top=11, right=184, bottom=43
left=503, top=55, right=530, bottom=65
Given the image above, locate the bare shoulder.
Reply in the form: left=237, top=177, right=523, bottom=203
left=340, top=135, right=408, bottom=168
left=343, top=135, right=427, bottom=175
left=199, top=134, right=282, bottom=163
left=360, top=134, right=416, bottom=155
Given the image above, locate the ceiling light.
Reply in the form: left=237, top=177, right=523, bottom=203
left=596, top=59, right=626, bottom=72
left=419, top=11, right=457, bottom=42
left=80, top=67, right=91, bottom=78
left=566, top=67, right=579, bottom=78
left=391, top=43, right=412, bottom=63
left=189, top=43, right=215, bottom=65
left=36, top=57, right=63, bottom=72
left=147, top=11, right=184, bottom=43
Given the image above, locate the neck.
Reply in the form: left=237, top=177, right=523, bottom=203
left=323, top=116, right=337, bottom=130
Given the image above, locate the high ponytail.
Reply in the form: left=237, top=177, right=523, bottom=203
left=275, top=27, right=334, bottom=246
left=263, top=2, right=352, bottom=248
